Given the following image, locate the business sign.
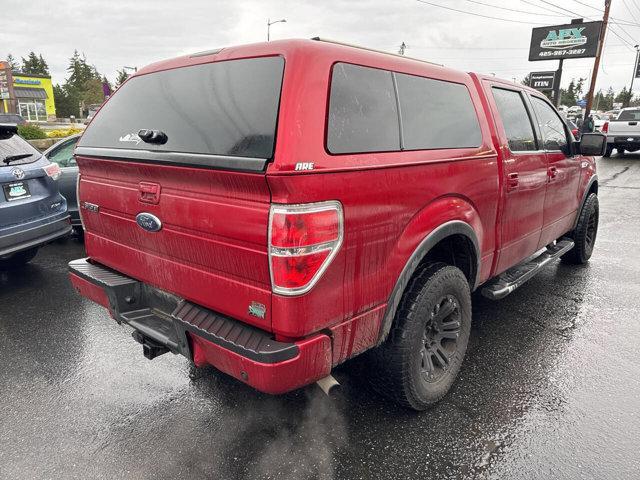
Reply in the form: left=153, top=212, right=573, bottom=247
left=635, top=55, right=640, bottom=78
left=14, top=78, right=41, bottom=85
left=529, top=21, right=602, bottom=61
left=529, top=71, right=556, bottom=91
left=0, top=62, right=13, bottom=102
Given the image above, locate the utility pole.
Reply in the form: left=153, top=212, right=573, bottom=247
left=627, top=45, right=640, bottom=107
left=552, top=59, right=564, bottom=107
left=583, top=0, right=611, bottom=127
left=398, top=42, right=406, bottom=55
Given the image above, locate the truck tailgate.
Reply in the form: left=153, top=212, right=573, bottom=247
left=608, top=120, right=640, bottom=135
left=77, top=156, right=272, bottom=330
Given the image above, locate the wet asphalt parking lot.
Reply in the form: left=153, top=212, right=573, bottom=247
left=1, top=155, right=639, bottom=480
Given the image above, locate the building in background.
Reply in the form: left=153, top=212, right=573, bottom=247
left=0, top=63, right=56, bottom=122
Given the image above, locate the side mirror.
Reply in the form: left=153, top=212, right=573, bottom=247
left=579, top=133, right=606, bottom=156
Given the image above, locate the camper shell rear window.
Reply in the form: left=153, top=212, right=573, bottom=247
left=77, top=56, right=285, bottom=170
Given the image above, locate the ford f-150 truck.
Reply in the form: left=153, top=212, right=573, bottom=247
left=603, top=107, right=640, bottom=156
left=68, top=39, right=605, bottom=410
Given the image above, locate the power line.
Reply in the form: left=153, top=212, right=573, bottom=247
left=622, top=0, right=640, bottom=24
left=463, top=0, right=565, bottom=17
left=536, top=0, right=584, bottom=17
left=569, top=0, right=603, bottom=12
left=540, top=0, right=640, bottom=27
left=611, top=20, right=638, bottom=45
left=525, top=0, right=637, bottom=50
left=415, top=0, right=548, bottom=25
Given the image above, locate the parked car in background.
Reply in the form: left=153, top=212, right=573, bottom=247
left=567, top=118, right=580, bottom=139
left=604, top=109, right=620, bottom=120
left=0, top=123, right=71, bottom=269
left=603, top=107, right=640, bottom=156
left=592, top=113, right=607, bottom=132
left=85, top=104, right=102, bottom=125
left=68, top=39, right=604, bottom=410
left=43, top=134, right=81, bottom=230
left=0, top=114, right=26, bottom=126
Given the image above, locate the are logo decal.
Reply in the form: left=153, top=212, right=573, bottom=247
left=294, top=162, right=315, bottom=171
left=119, top=133, right=142, bottom=145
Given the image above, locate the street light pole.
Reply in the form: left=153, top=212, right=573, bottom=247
left=267, top=18, right=286, bottom=41
left=628, top=45, right=640, bottom=107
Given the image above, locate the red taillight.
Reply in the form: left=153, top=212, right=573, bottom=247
left=43, top=163, right=62, bottom=181
left=602, top=121, right=609, bottom=133
left=572, top=128, right=579, bottom=140
left=269, top=201, right=343, bottom=295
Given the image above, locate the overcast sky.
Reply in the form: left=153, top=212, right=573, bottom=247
left=2, top=0, right=640, bottom=93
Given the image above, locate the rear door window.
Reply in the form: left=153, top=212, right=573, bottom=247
left=327, top=63, right=400, bottom=154
left=491, top=88, right=537, bottom=152
left=396, top=73, right=481, bottom=150
left=78, top=56, right=284, bottom=161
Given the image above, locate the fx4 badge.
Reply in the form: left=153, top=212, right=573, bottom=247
left=81, top=201, right=99, bottom=213
left=248, top=301, right=266, bottom=319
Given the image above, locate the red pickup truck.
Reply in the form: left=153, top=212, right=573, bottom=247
left=69, top=39, right=605, bottom=410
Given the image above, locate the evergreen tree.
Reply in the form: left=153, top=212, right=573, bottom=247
left=115, top=69, right=129, bottom=87
left=21, top=51, right=49, bottom=75
left=616, top=86, right=633, bottom=107
left=601, top=87, right=615, bottom=111
left=66, top=50, right=98, bottom=90
left=5, top=54, right=18, bottom=71
left=37, top=54, right=49, bottom=75
left=53, top=84, right=77, bottom=118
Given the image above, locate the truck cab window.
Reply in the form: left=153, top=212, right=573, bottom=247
left=491, top=88, right=537, bottom=152
left=530, top=97, right=570, bottom=153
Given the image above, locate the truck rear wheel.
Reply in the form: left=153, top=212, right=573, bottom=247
left=367, top=263, right=471, bottom=410
left=561, top=193, right=599, bottom=265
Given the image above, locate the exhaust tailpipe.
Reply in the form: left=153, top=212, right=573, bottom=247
left=316, top=374, right=340, bottom=396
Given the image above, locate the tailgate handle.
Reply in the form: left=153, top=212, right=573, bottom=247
left=138, top=182, right=161, bottom=204
left=629, top=122, right=638, bottom=126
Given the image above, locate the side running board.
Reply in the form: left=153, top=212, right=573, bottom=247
left=481, top=239, right=575, bottom=300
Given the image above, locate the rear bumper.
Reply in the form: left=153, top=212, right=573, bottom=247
left=606, top=135, right=640, bottom=146
left=0, top=213, right=71, bottom=257
left=68, top=258, right=331, bottom=394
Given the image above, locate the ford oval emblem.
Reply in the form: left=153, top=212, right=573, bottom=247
left=136, top=212, right=162, bottom=232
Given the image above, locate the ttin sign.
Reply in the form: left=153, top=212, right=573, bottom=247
left=529, top=71, right=556, bottom=92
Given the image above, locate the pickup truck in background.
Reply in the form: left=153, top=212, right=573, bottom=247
left=603, top=107, right=640, bottom=156
left=68, top=39, right=607, bottom=410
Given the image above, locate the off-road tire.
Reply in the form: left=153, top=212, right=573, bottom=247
left=561, top=193, right=599, bottom=265
left=366, top=263, right=472, bottom=410
left=0, top=247, right=39, bottom=270
left=603, top=145, right=613, bottom=157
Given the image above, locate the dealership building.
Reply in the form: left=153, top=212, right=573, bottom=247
left=0, top=62, right=56, bottom=121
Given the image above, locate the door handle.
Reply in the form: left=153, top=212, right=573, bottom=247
left=548, top=166, right=558, bottom=180
left=507, top=172, right=519, bottom=191
left=138, top=182, right=161, bottom=204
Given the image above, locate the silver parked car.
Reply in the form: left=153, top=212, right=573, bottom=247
left=43, top=134, right=81, bottom=231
